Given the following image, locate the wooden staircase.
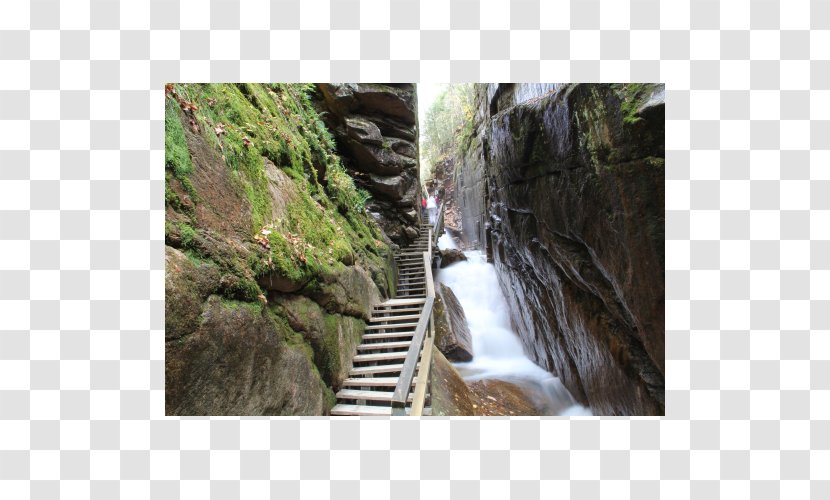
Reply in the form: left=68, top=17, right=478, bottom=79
left=331, top=222, right=436, bottom=416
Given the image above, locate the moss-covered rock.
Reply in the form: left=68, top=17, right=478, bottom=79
left=273, top=295, right=364, bottom=391
left=304, top=263, right=381, bottom=321
left=165, top=83, right=398, bottom=415
left=165, top=296, right=326, bottom=416
left=165, top=247, right=220, bottom=341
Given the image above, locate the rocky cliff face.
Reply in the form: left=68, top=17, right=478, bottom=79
left=452, top=83, right=665, bottom=415
left=454, top=125, right=489, bottom=253
left=164, top=84, right=396, bottom=415
left=314, top=84, right=423, bottom=245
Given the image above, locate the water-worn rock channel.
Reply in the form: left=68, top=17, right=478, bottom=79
left=435, top=235, right=590, bottom=416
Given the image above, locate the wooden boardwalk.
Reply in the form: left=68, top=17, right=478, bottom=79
left=331, top=220, right=439, bottom=417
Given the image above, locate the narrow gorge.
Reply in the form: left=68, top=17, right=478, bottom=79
left=165, top=83, right=665, bottom=416
left=432, top=83, right=665, bottom=415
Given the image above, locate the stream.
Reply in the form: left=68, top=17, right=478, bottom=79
left=436, top=234, right=591, bottom=416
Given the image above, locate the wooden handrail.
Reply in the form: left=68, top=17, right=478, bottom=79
left=391, top=228, right=435, bottom=416
left=391, top=203, right=444, bottom=416
left=433, top=202, right=445, bottom=247
left=409, top=334, right=433, bottom=415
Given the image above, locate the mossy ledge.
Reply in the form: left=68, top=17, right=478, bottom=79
left=165, top=83, right=397, bottom=416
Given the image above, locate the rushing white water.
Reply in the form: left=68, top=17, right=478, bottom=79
left=437, top=233, right=458, bottom=250
left=436, top=234, right=591, bottom=416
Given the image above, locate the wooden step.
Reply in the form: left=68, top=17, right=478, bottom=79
left=330, top=404, right=433, bottom=416
left=374, top=302, right=423, bottom=308
left=372, top=306, right=422, bottom=313
left=365, top=322, right=418, bottom=330
left=367, top=314, right=421, bottom=322
left=350, top=362, right=419, bottom=375
left=357, top=340, right=412, bottom=351
left=336, top=389, right=413, bottom=403
left=371, top=311, right=421, bottom=317
left=362, top=331, right=416, bottom=340
left=342, top=377, right=413, bottom=387
left=331, top=404, right=394, bottom=416
left=378, top=298, right=426, bottom=306
left=353, top=351, right=408, bottom=363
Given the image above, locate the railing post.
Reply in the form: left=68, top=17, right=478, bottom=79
left=391, top=402, right=406, bottom=416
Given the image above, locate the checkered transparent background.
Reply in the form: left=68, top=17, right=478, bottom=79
left=1, top=0, right=828, bottom=498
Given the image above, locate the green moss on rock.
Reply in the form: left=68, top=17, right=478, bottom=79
left=165, top=99, right=193, bottom=177
left=179, top=223, right=197, bottom=248
left=165, top=83, right=398, bottom=415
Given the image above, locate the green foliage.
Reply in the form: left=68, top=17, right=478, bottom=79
left=165, top=178, right=181, bottom=208
left=326, top=161, right=372, bottom=213
left=421, top=84, right=476, bottom=175
left=170, top=83, right=363, bottom=232
left=617, top=83, right=650, bottom=125
left=220, top=275, right=262, bottom=302
left=264, top=231, right=306, bottom=282
left=219, top=297, right=263, bottom=314
left=165, top=99, right=193, bottom=177
left=166, top=83, right=391, bottom=302
left=286, top=195, right=354, bottom=270
left=179, top=223, right=197, bottom=248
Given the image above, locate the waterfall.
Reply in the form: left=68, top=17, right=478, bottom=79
left=436, top=239, right=591, bottom=416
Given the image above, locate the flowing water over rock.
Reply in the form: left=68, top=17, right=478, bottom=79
left=436, top=235, right=591, bottom=416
